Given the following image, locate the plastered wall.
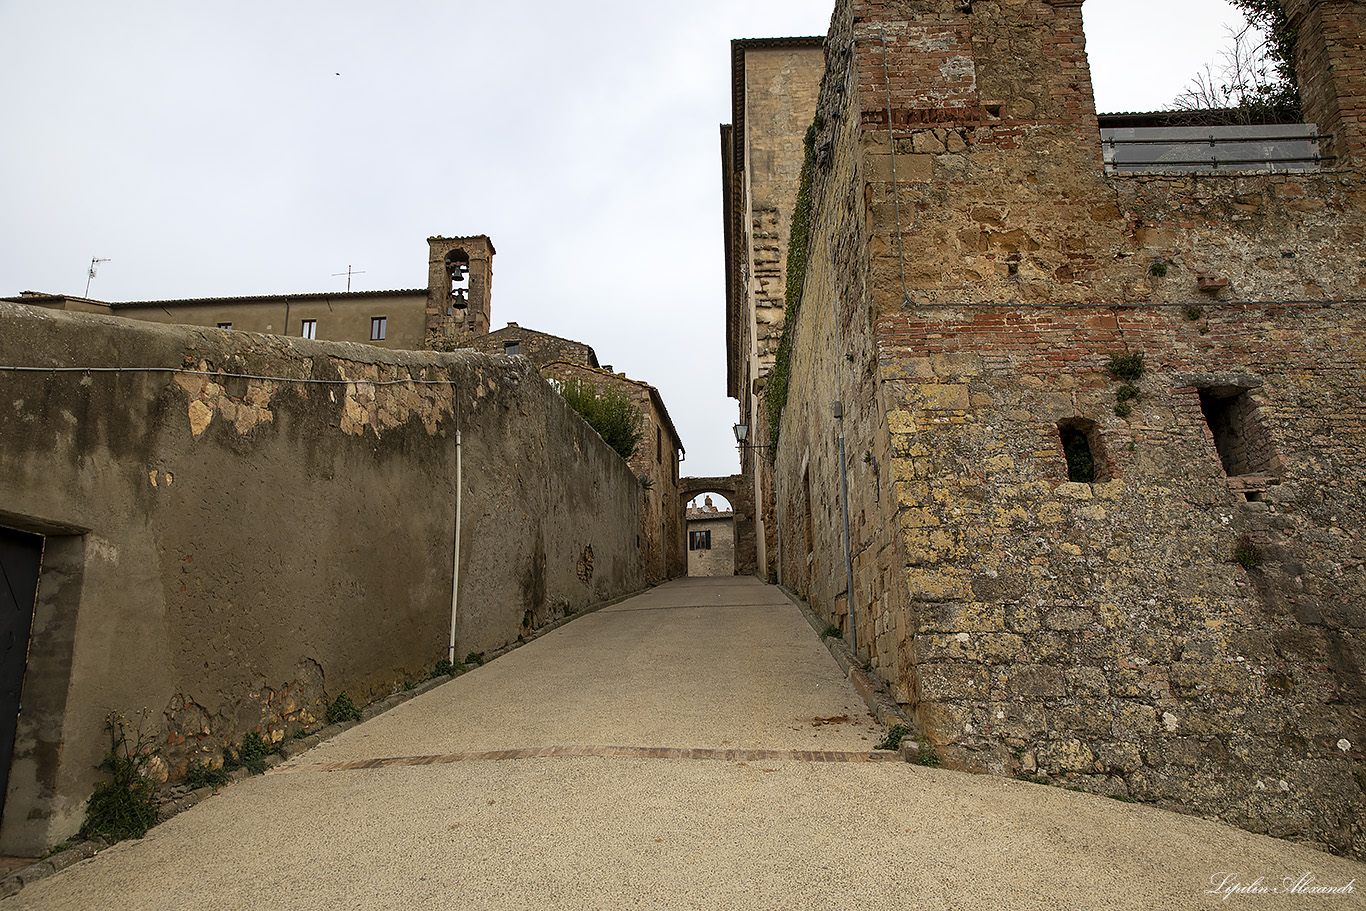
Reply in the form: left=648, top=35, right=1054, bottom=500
left=0, top=303, right=643, bottom=853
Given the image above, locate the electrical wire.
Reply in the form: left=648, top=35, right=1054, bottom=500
left=0, top=365, right=459, bottom=386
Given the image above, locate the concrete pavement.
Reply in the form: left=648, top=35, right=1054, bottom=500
left=9, top=577, right=1364, bottom=909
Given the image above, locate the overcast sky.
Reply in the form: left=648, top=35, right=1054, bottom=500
left=0, top=0, right=1251, bottom=482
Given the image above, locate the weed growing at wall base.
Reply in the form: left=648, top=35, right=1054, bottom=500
left=325, top=692, right=363, bottom=725
left=224, top=730, right=284, bottom=775
left=81, top=710, right=161, bottom=842
left=876, top=724, right=911, bottom=751
left=183, top=763, right=231, bottom=790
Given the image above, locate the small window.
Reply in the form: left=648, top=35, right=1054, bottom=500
left=656, top=427, right=662, bottom=464
left=300, top=319, right=317, bottom=340
left=1058, top=418, right=1105, bottom=482
left=689, top=530, right=711, bottom=550
left=371, top=317, right=386, bottom=341
left=1199, top=387, right=1274, bottom=477
left=504, top=340, right=521, bottom=356
left=217, top=322, right=232, bottom=330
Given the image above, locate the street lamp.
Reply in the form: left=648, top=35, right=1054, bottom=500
left=733, top=423, right=748, bottom=445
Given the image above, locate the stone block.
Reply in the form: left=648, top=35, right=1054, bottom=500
left=1093, top=740, right=1144, bottom=774
left=1066, top=666, right=1110, bottom=697
left=1002, top=664, right=1066, bottom=698
left=919, top=662, right=991, bottom=701
left=905, top=567, right=971, bottom=602
left=1038, top=738, right=1096, bottom=774
left=1112, top=703, right=1157, bottom=740
left=904, top=383, right=970, bottom=411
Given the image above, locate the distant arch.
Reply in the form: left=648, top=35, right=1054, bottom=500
left=679, top=475, right=739, bottom=505
left=681, top=476, right=742, bottom=577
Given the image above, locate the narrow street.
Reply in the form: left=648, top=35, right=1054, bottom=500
left=11, top=578, right=1362, bottom=910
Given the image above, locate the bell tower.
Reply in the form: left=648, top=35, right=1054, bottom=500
left=426, top=235, right=495, bottom=346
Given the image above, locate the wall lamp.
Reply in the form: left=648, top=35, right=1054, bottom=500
left=733, top=423, right=771, bottom=452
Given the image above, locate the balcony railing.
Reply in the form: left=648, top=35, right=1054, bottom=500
left=1101, top=123, right=1324, bottom=174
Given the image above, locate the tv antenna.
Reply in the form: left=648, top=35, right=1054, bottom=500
left=332, top=265, right=366, bottom=292
left=85, top=257, right=111, bottom=297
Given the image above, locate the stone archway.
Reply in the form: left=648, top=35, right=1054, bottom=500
left=679, top=475, right=756, bottom=576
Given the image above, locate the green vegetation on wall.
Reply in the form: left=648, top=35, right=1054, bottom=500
left=765, top=114, right=822, bottom=457
left=555, top=377, right=643, bottom=462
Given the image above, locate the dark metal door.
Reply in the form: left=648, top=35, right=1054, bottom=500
left=0, top=527, right=41, bottom=821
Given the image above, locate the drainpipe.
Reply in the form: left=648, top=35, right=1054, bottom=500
left=448, top=404, right=463, bottom=665
left=775, top=472, right=784, bottom=587
left=834, top=401, right=856, bottom=655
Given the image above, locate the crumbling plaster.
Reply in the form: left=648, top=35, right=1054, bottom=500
left=0, top=303, right=643, bottom=853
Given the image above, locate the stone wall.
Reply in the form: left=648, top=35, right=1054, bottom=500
left=765, top=0, right=1366, bottom=855
left=541, top=362, right=685, bottom=584
left=0, top=303, right=644, bottom=853
left=875, top=302, right=1366, bottom=853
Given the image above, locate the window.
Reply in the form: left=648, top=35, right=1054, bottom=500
left=1057, top=418, right=1107, bottom=482
left=371, top=317, right=386, bottom=341
left=656, top=426, right=662, bottom=464
left=689, top=530, right=711, bottom=550
left=300, top=319, right=316, bottom=339
left=217, top=322, right=232, bottom=330
left=504, top=341, right=521, bottom=356
left=1199, top=387, right=1274, bottom=478
left=1101, top=123, right=1321, bottom=174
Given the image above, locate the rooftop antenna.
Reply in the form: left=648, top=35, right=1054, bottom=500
left=332, top=265, right=366, bottom=292
left=85, top=257, right=110, bottom=297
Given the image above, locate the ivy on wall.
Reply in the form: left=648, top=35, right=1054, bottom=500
left=765, top=113, right=822, bottom=458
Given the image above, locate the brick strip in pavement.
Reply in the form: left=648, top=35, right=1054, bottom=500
left=282, top=744, right=904, bottom=773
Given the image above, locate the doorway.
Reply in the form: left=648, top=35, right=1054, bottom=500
left=0, top=528, right=40, bottom=822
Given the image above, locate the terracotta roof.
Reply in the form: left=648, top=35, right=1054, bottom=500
left=111, top=289, right=425, bottom=309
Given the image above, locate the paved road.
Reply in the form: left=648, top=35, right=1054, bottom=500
left=11, top=577, right=1363, bottom=909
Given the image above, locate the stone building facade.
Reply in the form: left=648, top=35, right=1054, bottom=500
left=734, top=0, right=1366, bottom=855
left=686, top=500, right=736, bottom=577
left=540, top=361, right=686, bottom=584
left=723, top=38, right=826, bottom=580
left=464, top=322, right=599, bottom=369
